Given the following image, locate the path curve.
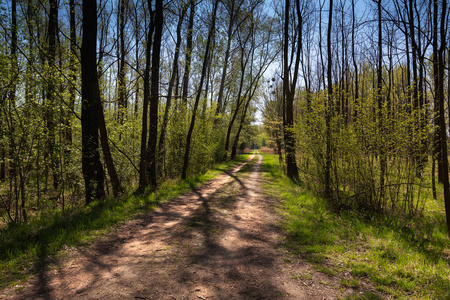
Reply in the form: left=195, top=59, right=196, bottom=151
left=1, top=153, right=340, bottom=299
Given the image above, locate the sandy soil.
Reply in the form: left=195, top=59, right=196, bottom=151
left=0, top=153, right=357, bottom=299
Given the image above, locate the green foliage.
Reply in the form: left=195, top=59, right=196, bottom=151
left=262, top=153, right=450, bottom=299
left=295, top=85, right=428, bottom=217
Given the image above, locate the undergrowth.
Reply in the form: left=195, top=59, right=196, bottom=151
left=261, top=153, right=450, bottom=300
left=0, top=154, right=251, bottom=289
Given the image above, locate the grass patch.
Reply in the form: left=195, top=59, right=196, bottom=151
left=261, top=153, right=450, bottom=299
left=340, top=278, right=360, bottom=289
left=0, top=154, right=251, bottom=289
left=344, top=291, right=384, bottom=300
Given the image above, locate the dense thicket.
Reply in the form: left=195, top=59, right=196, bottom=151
left=0, top=0, right=268, bottom=224
left=263, top=0, right=450, bottom=234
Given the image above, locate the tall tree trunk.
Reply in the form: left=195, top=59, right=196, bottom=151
left=408, top=0, right=422, bottom=176
left=9, top=0, right=18, bottom=219
left=118, top=0, right=127, bottom=124
left=182, top=0, right=219, bottom=179
left=46, top=0, right=61, bottom=190
left=224, top=51, right=248, bottom=160
left=417, top=1, right=427, bottom=174
left=1, top=0, right=19, bottom=182
left=97, top=63, right=123, bottom=197
left=181, top=0, right=195, bottom=105
left=67, top=0, right=76, bottom=146
left=377, top=0, right=386, bottom=204
left=231, top=83, right=258, bottom=160
left=145, top=0, right=163, bottom=187
left=325, top=0, right=333, bottom=198
left=138, top=5, right=154, bottom=191
left=134, top=4, right=140, bottom=117
left=215, top=0, right=236, bottom=119
left=283, top=0, right=301, bottom=179
left=81, top=0, right=105, bottom=204
left=158, top=3, right=188, bottom=178
left=435, top=0, right=450, bottom=236
left=351, top=0, right=358, bottom=121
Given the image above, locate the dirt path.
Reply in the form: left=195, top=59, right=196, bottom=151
left=2, top=153, right=345, bottom=299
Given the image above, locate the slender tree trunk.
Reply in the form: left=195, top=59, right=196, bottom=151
left=145, top=0, right=163, bottom=187
left=98, top=66, right=123, bottom=197
left=408, top=0, right=422, bottom=176
left=231, top=86, right=257, bottom=160
left=215, top=0, right=236, bottom=119
left=377, top=0, right=386, bottom=204
left=224, top=55, right=247, bottom=160
left=46, top=0, right=61, bottom=190
left=351, top=0, right=358, bottom=121
left=181, top=0, right=195, bottom=105
left=118, top=0, right=127, bottom=124
left=138, top=6, right=154, bottom=191
left=435, top=0, right=450, bottom=236
left=65, top=0, right=76, bottom=147
left=81, top=0, right=105, bottom=204
left=325, top=0, right=333, bottom=198
left=9, top=0, right=18, bottom=219
left=182, top=0, right=219, bottom=179
left=283, top=0, right=300, bottom=179
left=158, top=3, right=188, bottom=178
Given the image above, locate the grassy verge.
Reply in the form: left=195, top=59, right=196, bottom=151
left=261, top=153, right=450, bottom=299
left=0, top=154, right=251, bottom=289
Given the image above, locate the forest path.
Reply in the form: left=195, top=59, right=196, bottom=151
left=2, top=153, right=343, bottom=299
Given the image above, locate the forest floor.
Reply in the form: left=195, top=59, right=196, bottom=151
left=1, top=153, right=378, bottom=299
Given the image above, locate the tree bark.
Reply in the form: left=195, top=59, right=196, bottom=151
left=181, top=0, right=195, bottom=105
left=46, top=0, right=61, bottom=190
left=81, top=0, right=105, bottom=204
left=158, top=3, right=188, bottom=178
left=138, top=5, right=154, bottom=191
left=97, top=70, right=123, bottom=197
left=117, top=0, right=127, bottom=124
left=351, top=0, right=358, bottom=121
left=145, top=0, right=163, bottom=187
left=435, top=0, right=450, bottom=236
left=376, top=0, right=386, bottom=204
left=182, top=0, right=219, bottom=179
left=325, top=0, right=333, bottom=198
left=215, top=0, right=236, bottom=119
left=67, top=0, right=76, bottom=146
left=283, top=0, right=300, bottom=179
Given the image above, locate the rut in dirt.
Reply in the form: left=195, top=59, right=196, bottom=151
left=4, top=153, right=337, bottom=299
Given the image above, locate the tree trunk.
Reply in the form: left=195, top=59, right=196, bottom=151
left=435, top=0, right=450, bottom=237
left=182, top=0, right=219, bottom=179
left=224, top=56, right=247, bottom=160
left=67, top=0, right=76, bottom=146
left=158, top=3, right=188, bottom=178
left=377, top=0, right=386, bottom=204
left=46, top=0, right=61, bottom=190
left=351, top=0, right=359, bottom=121
left=81, top=0, right=105, bottom=204
left=138, top=5, right=154, bottom=191
left=283, top=0, right=300, bottom=179
left=98, top=79, right=123, bottom=197
left=145, top=0, right=163, bottom=187
left=215, top=0, right=236, bottom=119
left=117, top=0, right=127, bottom=124
left=181, top=0, right=195, bottom=105
left=325, top=0, right=333, bottom=198
left=231, top=88, right=255, bottom=160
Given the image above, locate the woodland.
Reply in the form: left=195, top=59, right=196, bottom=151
left=0, top=0, right=450, bottom=297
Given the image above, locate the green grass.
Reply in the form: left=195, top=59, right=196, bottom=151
left=261, top=153, right=450, bottom=300
left=0, top=154, right=251, bottom=289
